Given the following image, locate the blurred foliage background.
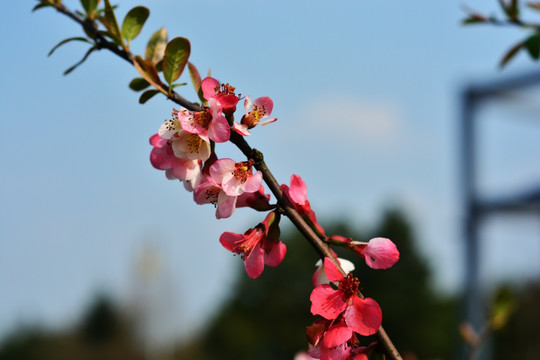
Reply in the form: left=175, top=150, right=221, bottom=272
left=1, top=209, right=539, bottom=360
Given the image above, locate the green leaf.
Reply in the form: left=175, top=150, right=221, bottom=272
left=121, top=6, right=149, bottom=43
left=139, top=89, right=160, bottom=104
left=81, top=0, right=99, bottom=16
left=48, top=37, right=92, bottom=57
left=171, top=82, right=187, bottom=89
left=129, top=77, right=150, bottom=91
left=102, top=0, right=123, bottom=47
left=63, top=46, right=97, bottom=75
left=163, top=37, right=190, bottom=86
left=462, top=15, right=487, bottom=25
left=133, top=55, right=163, bottom=90
left=525, top=33, right=540, bottom=59
left=188, top=62, right=205, bottom=103
left=499, top=40, right=524, bottom=68
left=145, top=27, right=168, bottom=64
left=32, top=3, right=53, bottom=12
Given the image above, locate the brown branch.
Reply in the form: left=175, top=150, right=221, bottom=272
left=39, top=2, right=403, bottom=358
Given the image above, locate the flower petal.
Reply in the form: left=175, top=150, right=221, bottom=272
left=310, top=285, right=347, bottom=320
left=242, top=170, right=262, bottom=193
left=216, top=191, right=237, bottom=219
left=244, top=242, right=265, bottom=278
left=209, top=158, right=236, bottom=184
left=344, top=296, right=382, bottom=336
left=208, top=114, right=230, bottom=143
left=289, top=174, right=307, bottom=205
left=323, top=257, right=344, bottom=283
left=201, top=77, right=219, bottom=100
left=321, top=323, right=353, bottom=348
left=364, top=237, right=400, bottom=269
left=264, top=240, right=286, bottom=267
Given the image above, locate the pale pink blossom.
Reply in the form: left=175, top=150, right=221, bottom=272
left=234, top=96, right=277, bottom=136
left=177, top=99, right=230, bottom=143
left=193, top=176, right=237, bottom=219
left=149, top=134, right=201, bottom=187
left=210, top=158, right=262, bottom=197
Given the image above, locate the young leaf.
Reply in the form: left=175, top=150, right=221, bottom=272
left=121, top=6, right=150, bottom=43
left=188, top=62, right=205, bottom=103
left=163, top=37, right=190, bottom=86
left=139, top=89, right=160, bottom=104
left=129, top=77, right=151, bottom=91
left=32, top=3, right=54, bottom=12
left=102, top=0, right=124, bottom=47
left=499, top=40, right=524, bottom=68
left=48, top=37, right=92, bottom=57
left=171, top=82, right=187, bottom=89
left=63, top=46, right=97, bottom=75
left=133, top=55, right=164, bottom=90
left=145, top=27, right=168, bottom=64
left=81, top=0, right=99, bottom=16
left=525, top=33, right=540, bottom=59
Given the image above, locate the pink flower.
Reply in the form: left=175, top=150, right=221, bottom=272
left=282, top=174, right=326, bottom=237
left=210, top=158, right=263, bottom=197
left=177, top=99, right=230, bottom=143
left=219, top=211, right=286, bottom=278
left=327, top=236, right=399, bottom=270
left=201, top=77, right=240, bottom=113
left=310, top=258, right=382, bottom=337
left=149, top=134, right=201, bottom=187
left=233, top=96, right=277, bottom=136
left=193, top=176, right=237, bottom=219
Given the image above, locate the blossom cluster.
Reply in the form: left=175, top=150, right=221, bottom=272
left=149, top=77, right=401, bottom=358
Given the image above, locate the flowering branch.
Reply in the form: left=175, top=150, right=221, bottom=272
left=36, top=1, right=403, bottom=358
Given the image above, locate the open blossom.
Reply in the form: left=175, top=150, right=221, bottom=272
left=328, top=235, right=399, bottom=270
left=149, top=134, right=201, bottom=188
left=219, top=211, right=286, bottom=278
left=282, top=174, right=326, bottom=237
left=210, top=158, right=263, bottom=197
left=177, top=98, right=230, bottom=143
left=234, top=96, right=277, bottom=136
left=310, top=258, right=382, bottom=337
left=193, top=176, right=237, bottom=219
left=201, top=77, right=240, bottom=113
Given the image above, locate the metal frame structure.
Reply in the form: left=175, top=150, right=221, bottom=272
left=460, top=69, right=540, bottom=335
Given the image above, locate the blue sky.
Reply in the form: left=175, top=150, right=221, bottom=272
left=1, top=0, right=540, bottom=344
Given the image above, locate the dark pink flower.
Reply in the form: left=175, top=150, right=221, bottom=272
left=201, top=77, right=240, bottom=113
left=282, top=174, right=326, bottom=237
left=310, top=258, right=382, bottom=337
left=219, top=211, right=286, bottom=278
